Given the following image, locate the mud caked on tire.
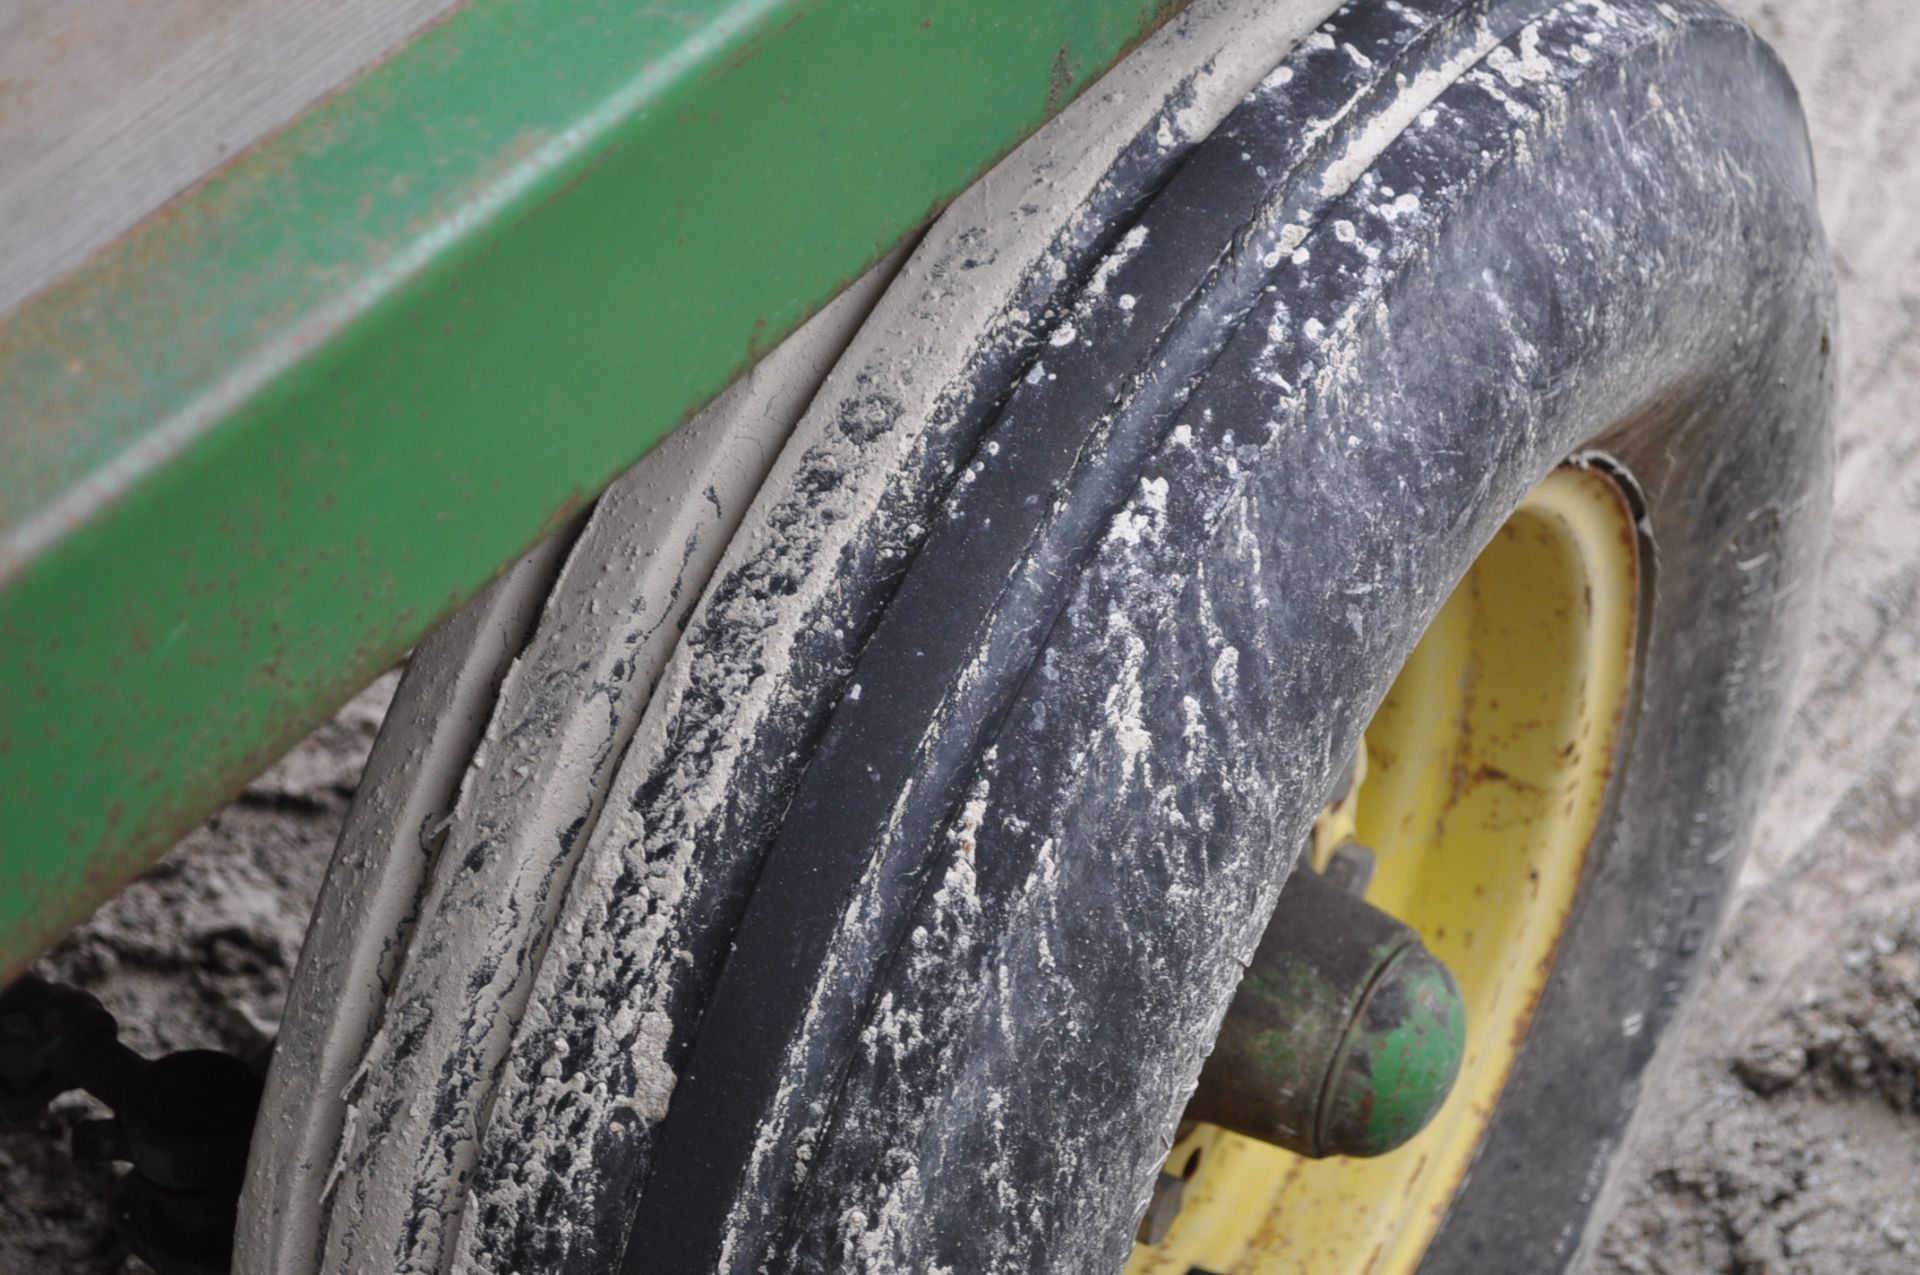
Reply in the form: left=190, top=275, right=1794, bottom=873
left=239, top=0, right=1834, bottom=1271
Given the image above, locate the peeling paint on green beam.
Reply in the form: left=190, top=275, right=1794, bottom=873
left=0, top=0, right=1191, bottom=981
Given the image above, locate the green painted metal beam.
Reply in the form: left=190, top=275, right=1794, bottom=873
left=0, top=0, right=1184, bottom=980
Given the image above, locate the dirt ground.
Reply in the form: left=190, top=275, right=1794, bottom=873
left=3, top=2, right=1915, bottom=1272
left=1591, top=1, right=1920, bottom=1271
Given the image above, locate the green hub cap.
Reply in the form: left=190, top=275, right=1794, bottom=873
left=1183, top=853, right=1467, bottom=1160
left=1319, top=939, right=1467, bottom=1157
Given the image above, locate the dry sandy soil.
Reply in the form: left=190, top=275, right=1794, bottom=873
left=2, top=1, right=1915, bottom=1272
left=1592, top=1, right=1920, bottom=1271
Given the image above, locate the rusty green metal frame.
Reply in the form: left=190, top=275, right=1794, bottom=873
left=0, top=0, right=1185, bottom=980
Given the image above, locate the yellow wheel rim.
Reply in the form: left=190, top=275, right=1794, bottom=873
left=1129, top=464, right=1641, bottom=1274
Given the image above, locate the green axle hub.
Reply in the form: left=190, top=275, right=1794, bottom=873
left=1184, top=852, right=1467, bottom=1160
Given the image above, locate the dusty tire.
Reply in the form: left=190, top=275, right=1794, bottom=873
left=242, top=0, right=1834, bottom=1272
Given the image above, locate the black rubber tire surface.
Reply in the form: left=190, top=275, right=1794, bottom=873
left=259, top=1, right=1836, bottom=1271
left=617, top=3, right=1834, bottom=1272
left=601, top=6, right=1837, bottom=1275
